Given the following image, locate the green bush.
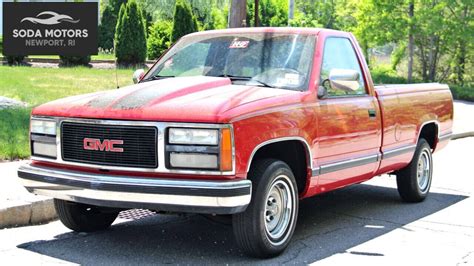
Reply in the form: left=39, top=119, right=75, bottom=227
left=59, top=55, right=91, bottom=66
left=370, top=65, right=409, bottom=84
left=247, top=0, right=288, bottom=27
left=204, top=7, right=227, bottom=30
left=114, top=0, right=147, bottom=65
left=2, top=34, right=25, bottom=64
left=147, top=20, right=172, bottom=60
left=450, top=85, right=474, bottom=102
left=171, top=0, right=199, bottom=42
left=6, top=55, right=25, bottom=65
left=98, top=5, right=116, bottom=50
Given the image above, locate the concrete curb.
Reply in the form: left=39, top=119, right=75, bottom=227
left=452, top=132, right=474, bottom=140
left=0, top=199, right=57, bottom=229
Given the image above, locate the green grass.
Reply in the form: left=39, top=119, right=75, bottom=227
left=0, top=66, right=134, bottom=106
left=0, top=66, right=136, bottom=160
left=0, top=108, right=31, bottom=160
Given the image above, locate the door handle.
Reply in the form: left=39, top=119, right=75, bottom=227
left=368, top=109, right=376, bottom=118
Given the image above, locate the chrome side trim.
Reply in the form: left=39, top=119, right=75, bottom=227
left=30, top=116, right=235, bottom=176
left=246, top=136, right=313, bottom=173
left=311, top=168, right=320, bottom=176
left=310, top=153, right=381, bottom=176
left=311, top=153, right=382, bottom=176
left=18, top=164, right=251, bottom=214
left=382, top=145, right=417, bottom=159
left=315, top=153, right=380, bottom=175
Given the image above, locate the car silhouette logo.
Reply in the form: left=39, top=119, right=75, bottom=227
left=21, top=11, right=80, bottom=25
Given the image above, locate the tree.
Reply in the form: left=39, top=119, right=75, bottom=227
left=98, top=5, right=116, bottom=50
left=407, top=0, right=414, bottom=82
left=247, top=0, right=287, bottom=27
left=203, top=7, right=227, bottom=30
left=98, top=0, right=127, bottom=50
left=289, top=0, right=338, bottom=29
left=114, top=0, right=147, bottom=65
left=171, top=0, right=199, bottom=42
left=147, top=20, right=172, bottom=59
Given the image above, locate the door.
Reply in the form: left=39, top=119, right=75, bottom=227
left=315, top=37, right=382, bottom=191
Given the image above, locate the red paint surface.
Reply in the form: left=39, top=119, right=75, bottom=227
left=31, top=28, right=453, bottom=199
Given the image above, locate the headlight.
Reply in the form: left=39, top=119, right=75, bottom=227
left=31, top=119, right=56, bottom=135
left=30, top=117, right=57, bottom=158
left=32, top=141, right=57, bottom=158
left=169, top=128, right=218, bottom=145
left=166, top=127, right=233, bottom=171
left=169, top=153, right=218, bottom=169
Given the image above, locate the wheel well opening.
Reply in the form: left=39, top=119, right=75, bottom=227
left=419, top=123, right=438, bottom=149
left=249, top=140, right=309, bottom=194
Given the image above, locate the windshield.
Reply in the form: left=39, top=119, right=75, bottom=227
left=145, top=33, right=316, bottom=91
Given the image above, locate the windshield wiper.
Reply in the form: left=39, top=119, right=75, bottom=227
left=215, top=74, right=274, bottom=88
left=140, top=75, right=175, bottom=82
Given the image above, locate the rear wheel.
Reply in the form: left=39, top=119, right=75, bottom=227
left=396, top=138, right=433, bottom=202
left=54, top=199, right=119, bottom=232
left=233, top=159, right=298, bottom=258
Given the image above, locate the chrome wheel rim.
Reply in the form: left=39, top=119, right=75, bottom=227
left=417, top=149, right=431, bottom=192
left=264, top=175, right=295, bottom=244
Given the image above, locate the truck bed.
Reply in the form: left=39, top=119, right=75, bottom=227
left=374, top=82, right=453, bottom=175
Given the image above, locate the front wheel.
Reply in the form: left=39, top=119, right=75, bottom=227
left=54, top=199, right=119, bottom=232
left=233, top=159, right=298, bottom=258
left=396, top=138, right=433, bottom=202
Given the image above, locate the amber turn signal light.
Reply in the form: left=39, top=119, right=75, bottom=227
left=220, top=128, right=233, bottom=171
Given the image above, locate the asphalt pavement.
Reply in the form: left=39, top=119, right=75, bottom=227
left=0, top=137, right=472, bottom=265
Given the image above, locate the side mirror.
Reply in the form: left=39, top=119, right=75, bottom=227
left=132, top=69, right=145, bottom=84
left=317, top=85, right=327, bottom=99
left=328, top=69, right=360, bottom=93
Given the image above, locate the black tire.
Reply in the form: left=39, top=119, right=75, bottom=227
left=54, top=199, right=119, bottom=232
left=233, top=159, right=299, bottom=258
left=396, top=138, right=433, bottom=202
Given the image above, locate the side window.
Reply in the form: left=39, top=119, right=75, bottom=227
left=320, top=38, right=366, bottom=96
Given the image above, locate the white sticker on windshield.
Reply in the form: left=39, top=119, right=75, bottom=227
left=285, top=73, right=300, bottom=85
left=229, top=39, right=249, bottom=49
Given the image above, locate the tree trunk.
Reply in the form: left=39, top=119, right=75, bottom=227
left=407, top=1, right=414, bottom=83
left=229, top=0, right=247, bottom=28
left=428, top=35, right=439, bottom=81
left=418, top=42, right=428, bottom=81
left=456, top=6, right=469, bottom=85
left=456, top=41, right=466, bottom=85
left=254, top=0, right=259, bottom=27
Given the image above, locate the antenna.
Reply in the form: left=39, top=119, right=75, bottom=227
left=114, top=43, right=119, bottom=89
left=115, top=57, right=119, bottom=89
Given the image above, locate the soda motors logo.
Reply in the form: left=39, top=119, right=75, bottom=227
left=21, top=11, right=80, bottom=25
left=83, top=138, right=124, bottom=153
left=13, top=11, right=88, bottom=41
left=3, top=2, right=98, bottom=56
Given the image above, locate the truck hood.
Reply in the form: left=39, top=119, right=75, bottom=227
left=32, top=76, right=299, bottom=123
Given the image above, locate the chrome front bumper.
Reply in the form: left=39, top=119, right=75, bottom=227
left=18, top=164, right=252, bottom=214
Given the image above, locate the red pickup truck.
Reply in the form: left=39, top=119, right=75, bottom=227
left=18, top=28, right=453, bottom=258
